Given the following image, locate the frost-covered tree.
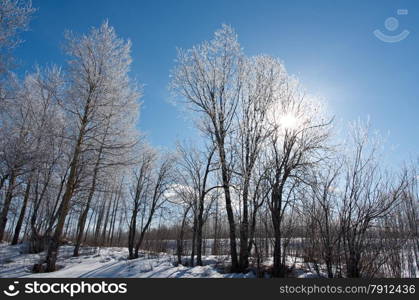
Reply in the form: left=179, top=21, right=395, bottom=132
left=0, top=0, right=34, bottom=197
left=0, top=0, right=35, bottom=101
left=0, top=66, right=64, bottom=242
left=234, top=55, right=286, bottom=270
left=44, top=21, right=140, bottom=271
left=171, top=25, right=244, bottom=271
left=262, top=71, right=333, bottom=277
left=10, top=67, right=66, bottom=245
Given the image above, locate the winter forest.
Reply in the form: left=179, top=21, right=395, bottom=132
left=0, top=0, right=418, bottom=279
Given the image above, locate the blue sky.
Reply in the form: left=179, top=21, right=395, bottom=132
left=14, top=0, right=419, bottom=166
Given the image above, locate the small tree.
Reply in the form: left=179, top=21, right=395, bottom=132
left=175, top=142, right=218, bottom=266
left=132, top=153, right=175, bottom=258
left=338, top=121, right=406, bottom=278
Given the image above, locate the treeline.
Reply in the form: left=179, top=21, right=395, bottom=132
left=0, top=1, right=417, bottom=278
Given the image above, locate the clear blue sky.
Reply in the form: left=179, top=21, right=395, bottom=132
left=15, top=0, right=419, bottom=166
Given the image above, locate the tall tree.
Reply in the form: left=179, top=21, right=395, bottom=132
left=235, top=55, right=283, bottom=270
left=44, top=21, right=140, bottom=271
left=171, top=25, right=243, bottom=271
left=0, top=0, right=34, bottom=102
left=0, top=66, right=63, bottom=241
left=262, top=73, right=332, bottom=277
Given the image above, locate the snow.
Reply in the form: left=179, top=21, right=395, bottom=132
left=3, top=242, right=414, bottom=278
left=0, top=243, right=254, bottom=278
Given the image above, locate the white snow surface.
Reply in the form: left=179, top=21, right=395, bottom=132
left=0, top=243, right=255, bottom=278
left=4, top=242, right=413, bottom=278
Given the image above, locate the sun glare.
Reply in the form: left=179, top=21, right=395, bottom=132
left=280, top=113, right=298, bottom=130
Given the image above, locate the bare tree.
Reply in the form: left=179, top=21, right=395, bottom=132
left=175, top=202, right=191, bottom=265
left=127, top=146, right=156, bottom=259
left=175, top=142, right=218, bottom=266
left=132, top=153, right=175, bottom=258
left=302, top=160, right=343, bottom=277
left=402, top=163, right=419, bottom=274
left=338, top=121, right=407, bottom=277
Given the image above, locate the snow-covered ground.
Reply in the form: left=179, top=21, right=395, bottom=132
left=0, top=243, right=255, bottom=278
left=3, top=242, right=413, bottom=278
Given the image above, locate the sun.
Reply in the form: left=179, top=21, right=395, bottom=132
left=280, top=113, right=298, bottom=130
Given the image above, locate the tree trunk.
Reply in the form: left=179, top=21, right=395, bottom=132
left=0, top=174, right=9, bottom=192
left=134, top=207, right=156, bottom=258
left=45, top=170, right=77, bottom=272
left=11, top=179, right=32, bottom=245
left=218, top=145, right=239, bottom=272
left=0, top=171, right=16, bottom=241
left=134, top=230, right=146, bottom=258
left=239, top=176, right=250, bottom=271
left=195, top=195, right=204, bottom=265
left=128, top=209, right=137, bottom=259
left=346, top=250, right=361, bottom=277
left=73, top=200, right=92, bottom=256
left=272, top=221, right=285, bottom=277
left=108, top=191, right=120, bottom=246
left=44, top=105, right=88, bottom=271
left=271, top=183, right=286, bottom=278
left=93, top=196, right=106, bottom=246
left=100, top=198, right=112, bottom=246
left=177, top=207, right=190, bottom=265
left=196, top=149, right=214, bottom=266
left=212, top=200, right=219, bottom=255
left=73, top=137, right=106, bottom=255
left=190, top=218, right=196, bottom=267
